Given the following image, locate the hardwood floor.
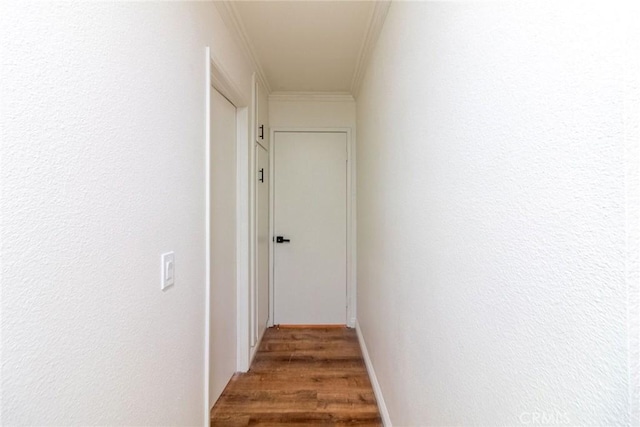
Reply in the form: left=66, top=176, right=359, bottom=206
left=210, top=326, right=382, bottom=426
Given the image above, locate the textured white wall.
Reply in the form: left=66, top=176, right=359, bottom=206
left=356, top=2, right=639, bottom=426
left=1, top=2, right=253, bottom=425
left=269, top=98, right=356, bottom=129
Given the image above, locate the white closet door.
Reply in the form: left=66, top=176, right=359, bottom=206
left=255, top=143, right=269, bottom=343
left=273, top=131, right=347, bottom=325
left=209, top=88, right=236, bottom=408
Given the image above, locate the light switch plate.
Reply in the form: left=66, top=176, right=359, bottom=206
left=161, top=252, right=175, bottom=290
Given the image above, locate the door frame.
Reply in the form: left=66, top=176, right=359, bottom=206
left=269, top=128, right=356, bottom=328
left=204, top=47, right=250, bottom=424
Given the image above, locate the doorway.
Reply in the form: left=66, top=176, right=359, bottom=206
left=208, top=87, right=237, bottom=407
left=272, top=131, right=349, bottom=325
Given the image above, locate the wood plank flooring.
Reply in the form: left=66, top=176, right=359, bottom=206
left=210, top=326, right=382, bottom=426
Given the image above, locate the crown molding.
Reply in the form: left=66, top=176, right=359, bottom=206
left=350, top=0, right=391, bottom=99
left=269, top=92, right=355, bottom=103
left=214, top=1, right=272, bottom=93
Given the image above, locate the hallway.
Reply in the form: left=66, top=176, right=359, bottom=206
left=2, top=1, right=639, bottom=426
left=210, top=327, right=381, bottom=426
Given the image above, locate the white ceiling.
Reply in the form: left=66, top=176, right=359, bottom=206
left=231, top=1, right=382, bottom=94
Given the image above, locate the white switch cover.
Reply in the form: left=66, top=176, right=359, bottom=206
left=161, top=252, right=175, bottom=290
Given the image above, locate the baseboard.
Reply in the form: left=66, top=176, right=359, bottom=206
left=355, top=320, right=392, bottom=426
left=276, top=324, right=347, bottom=329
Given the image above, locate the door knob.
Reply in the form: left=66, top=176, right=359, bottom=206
left=275, top=236, right=290, bottom=243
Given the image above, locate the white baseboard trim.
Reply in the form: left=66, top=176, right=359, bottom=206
left=355, top=320, right=392, bottom=427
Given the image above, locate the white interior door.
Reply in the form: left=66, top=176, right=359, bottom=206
left=255, top=143, right=269, bottom=344
left=274, top=131, right=347, bottom=325
left=209, top=88, right=236, bottom=408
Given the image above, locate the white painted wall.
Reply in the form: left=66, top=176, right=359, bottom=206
left=356, top=2, right=639, bottom=426
left=1, top=2, right=254, bottom=425
left=269, top=97, right=356, bottom=129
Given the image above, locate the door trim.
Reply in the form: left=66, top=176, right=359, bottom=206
left=269, top=128, right=356, bottom=328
